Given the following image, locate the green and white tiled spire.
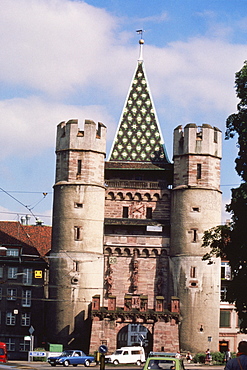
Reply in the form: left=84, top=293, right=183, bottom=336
left=108, top=38, right=170, bottom=164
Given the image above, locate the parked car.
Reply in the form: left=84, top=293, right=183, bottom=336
left=143, top=352, right=185, bottom=370
left=47, top=350, right=94, bottom=367
left=0, top=342, right=7, bottom=363
left=105, top=346, right=145, bottom=365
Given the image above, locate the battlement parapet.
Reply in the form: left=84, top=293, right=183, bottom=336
left=56, top=119, right=106, bottom=154
left=173, top=123, right=222, bottom=158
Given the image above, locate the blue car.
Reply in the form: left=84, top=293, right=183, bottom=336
left=47, top=350, right=95, bottom=367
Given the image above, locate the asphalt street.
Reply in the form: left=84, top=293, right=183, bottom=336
left=0, top=363, right=225, bottom=370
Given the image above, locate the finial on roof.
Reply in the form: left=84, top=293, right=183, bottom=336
left=136, top=29, right=145, bottom=62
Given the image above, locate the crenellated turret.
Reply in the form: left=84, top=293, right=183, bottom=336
left=170, top=123, right=222, bottom=353
left=47, top=119, right=106, bottom=350
left=173, top=123, right=221, bottom=190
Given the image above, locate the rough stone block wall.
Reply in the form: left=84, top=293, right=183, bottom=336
left=173, top=155, right=220, bottom=189
left=103, top=253, right=169, bottom=309
left=152, top=320, right=179, bottom=352
left=90, top=318, right=179, bottom=354
left=105, top=188, right=170, bottom=220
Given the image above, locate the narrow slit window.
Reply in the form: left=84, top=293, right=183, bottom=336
left=192, top=229, right=197, bottom=242
left=77, top=160, right=82, bottom=175
left=146, top=207, right=152, bottom=219
left=214, top=129, right=218, bottom=143
left=122, top=207, right=129, bottom=218
left=197, top=164, right=202, bottom=179
left=74, top=226, right=82, bottom=240
left=190, top=267, right=196, bottom=278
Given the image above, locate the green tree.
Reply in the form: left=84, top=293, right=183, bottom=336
left=202, top=60, right=247, bottom=331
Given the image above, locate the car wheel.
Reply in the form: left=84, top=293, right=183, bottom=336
left=113, top=360, right=119, bottom=365
left=136, top=360, right=142, bottom=366
left=63, top=360, right=70, bottom=367
left=84, top=360, right=90, bottom=367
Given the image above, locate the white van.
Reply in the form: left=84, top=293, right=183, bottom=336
left=105, top=346, right=145, bottom=365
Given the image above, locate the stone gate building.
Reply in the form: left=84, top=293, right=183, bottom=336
left=48, top=38, right=222, bottom=354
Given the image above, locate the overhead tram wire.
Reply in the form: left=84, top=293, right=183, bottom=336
left=0, top=187, right=48, bottom=222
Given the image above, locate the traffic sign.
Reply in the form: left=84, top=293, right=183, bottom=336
left=29, top=326, right=35, bottom=335
left=98, top=345, right=108, bottom=354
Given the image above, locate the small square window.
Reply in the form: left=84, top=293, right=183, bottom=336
left=7, top=288, right=17, bottom=300
left=6, top=312, right=16, bottom=326
left=6, top=338, right=15, bottom=351
left=8, top=267, right=18, bottom=279
left=74, top=203, right=83, bottom=208
left=6, top=249, right=19, bottom=257
left=220, top=310, right=231, bottom=328
left=21, top=313, right=31, bottom=326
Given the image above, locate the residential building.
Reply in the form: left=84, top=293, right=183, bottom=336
left=0, top=220, right=51, bottom=359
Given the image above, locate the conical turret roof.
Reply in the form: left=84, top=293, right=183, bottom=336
left=108, top=40, right=170, bottom=165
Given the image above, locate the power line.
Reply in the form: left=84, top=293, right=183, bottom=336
left=0, top=188, right=49, bottom=221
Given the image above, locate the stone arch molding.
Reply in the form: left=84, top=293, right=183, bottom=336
left=104, top=246, right=166, bottom=257
left=105, top=190, right=169, bottom=202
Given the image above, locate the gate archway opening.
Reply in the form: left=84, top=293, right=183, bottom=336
left=117, top=324, right=153, bottom=354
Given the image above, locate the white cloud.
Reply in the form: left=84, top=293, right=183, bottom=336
left=0, top=0, right=121, bottom=96
left=0, top=97, right=115, bottom=157
left=143, top=37, right=245, bottom=125
left=0, top=0, right=247, bottom=162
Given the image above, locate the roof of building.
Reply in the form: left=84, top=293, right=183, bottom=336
left=108, top=39, right=170, bottom=165
left=0, top=221, right=51, bottom=257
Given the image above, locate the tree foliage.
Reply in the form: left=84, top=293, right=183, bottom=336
left=202, top=61, right=247, bottom=332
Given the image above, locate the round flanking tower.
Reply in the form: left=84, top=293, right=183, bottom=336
left=170, top=123, right=222, bottom=353
left=47, top=119, right=106, bottom=349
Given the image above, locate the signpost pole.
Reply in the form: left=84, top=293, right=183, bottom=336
left=29, top=326, right=35, bottom=361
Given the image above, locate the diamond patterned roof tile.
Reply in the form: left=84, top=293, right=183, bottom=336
left=108, top=59, right=170, bottom=164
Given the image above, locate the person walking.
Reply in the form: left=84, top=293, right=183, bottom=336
left=225, top=349, right=232, bottom=364
left=225, top=341, right=247, bottom=370
left=205, top=349, right=211, bottom=364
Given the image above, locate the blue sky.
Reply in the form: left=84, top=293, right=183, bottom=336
left=0, top=0, right=246, bottom=225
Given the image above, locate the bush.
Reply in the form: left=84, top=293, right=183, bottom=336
left=211, top=351, right=225, bottom=364
left=192, top=353, right=205, bottom=363
left=192, top=351, right=230, bottom=365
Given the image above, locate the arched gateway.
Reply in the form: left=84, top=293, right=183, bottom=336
left=117, top=324, right=153, bottom=354
left=90, top=295, right=179, bottom=354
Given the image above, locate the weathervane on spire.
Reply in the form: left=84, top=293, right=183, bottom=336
left=136, top=29, right=145, bottom=62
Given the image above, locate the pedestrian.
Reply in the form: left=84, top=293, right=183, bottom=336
left=186, top=352, right=192, bottom=363
left=225, top=341, right=247, bottom=370
left=225, top=349, right=231, bottom=364
left=205, top=349, right=211, bottom=364
left=175, top=351, right=181, bottom=359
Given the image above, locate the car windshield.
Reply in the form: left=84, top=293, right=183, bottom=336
left=148, top=359, right=175, bottom=370
left=114, top=350, right=123, bottom=355
left=61, top=351, right=74, bottom=357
